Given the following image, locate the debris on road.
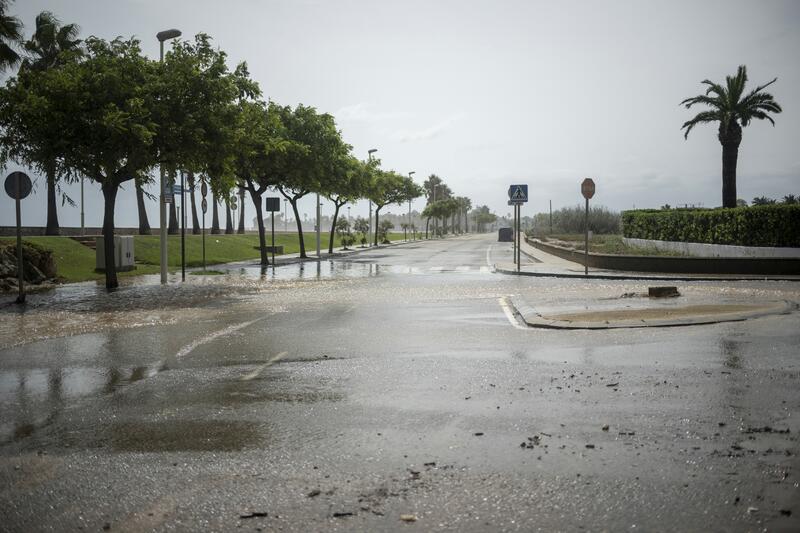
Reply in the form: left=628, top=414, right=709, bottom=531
left=400, top=514, right=418, bottom=522
left=307, top=489, right=321, bottom=498
left=240, top=511, right=268, bottom=519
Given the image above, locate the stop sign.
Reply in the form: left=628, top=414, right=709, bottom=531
left=581, top=178, right=595, bottom=199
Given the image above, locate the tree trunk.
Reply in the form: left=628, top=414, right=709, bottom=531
left=211, top=191, right=220, bottom=234
left=135, top=182, right=151, bottom=235
left=718, top=122, right=742, bottom=209
left=225, top=200, right=234, bottom=234
left=237, top=185, right=246, bottom=234
left=246, top=181, right=268, bottom=266
left=188, top=172, right=200, bottom=234
left=290, top=199, right=306, bottom=258
left=45, top=165, right=60, bottom=235
left=168, top=197, right=179, bottom=235
left=101, top=182, right=119, bottom=290
left=425, top=217, right=430, bottom=239
left=374, top=206, right=381, bottom=246
left=328, top=202, right=341, bottom=254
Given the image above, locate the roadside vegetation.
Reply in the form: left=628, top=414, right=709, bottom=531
left=0, top=233, right=406, bottom=283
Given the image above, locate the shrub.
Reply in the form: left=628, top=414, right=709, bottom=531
left=622, top=205, right=800, bottom=247
left=532, top=205, right=620, bottom=235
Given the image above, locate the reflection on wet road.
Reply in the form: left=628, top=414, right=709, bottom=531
left=1, top=234, right=799, bottom=531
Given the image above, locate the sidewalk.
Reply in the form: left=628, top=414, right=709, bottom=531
left=495, top=238, right=800, bottom=282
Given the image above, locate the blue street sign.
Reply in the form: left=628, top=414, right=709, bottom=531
left=508, top=184, right=528, bottom=202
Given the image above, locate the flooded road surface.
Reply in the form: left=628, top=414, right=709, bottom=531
left=1, top=234, right=799, bottom=531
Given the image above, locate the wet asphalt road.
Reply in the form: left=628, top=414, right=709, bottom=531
left=1, top=234, right=799, bottom=532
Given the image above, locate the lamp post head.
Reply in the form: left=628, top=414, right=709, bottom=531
left=157, top=29, right=182, bottom=42
left=368, top=149, right=377, bottom=155
left=408, top=171, right=416, bottom=177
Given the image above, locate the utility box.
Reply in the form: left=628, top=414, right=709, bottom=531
left=96, top=236, right=136, bottom=272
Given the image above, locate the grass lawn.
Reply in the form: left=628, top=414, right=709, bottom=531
left=0, top=232, right=407, bottom=283
left=535, top=234, right=685, bottom=256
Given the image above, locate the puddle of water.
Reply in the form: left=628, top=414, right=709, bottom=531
left=110, top=420, right=260, bottom=452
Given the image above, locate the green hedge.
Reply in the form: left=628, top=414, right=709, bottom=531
left=622, top=205, right=800, bottom=247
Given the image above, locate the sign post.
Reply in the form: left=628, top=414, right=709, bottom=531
left=265, top=197, right=281, bottom=267
left=201, top=180, right=208, bottom=272
left=581, top=178, right=596, bottom=276
left=508, top=184, right=528, bottom=273
left=4, top=172, right=33, bottom=304
left=179, top=174, right=186, bottom=281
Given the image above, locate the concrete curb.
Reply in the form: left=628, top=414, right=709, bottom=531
left=494, top=264, right=800, bottom=283
left=507, top=296, right=796, bottom=330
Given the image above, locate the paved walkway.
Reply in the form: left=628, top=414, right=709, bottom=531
left=495, top=238, right=800, bottom=282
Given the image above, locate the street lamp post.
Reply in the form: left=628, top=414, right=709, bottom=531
left=432, top=183, right=440, bottom=238
left=367, top=148, right=377, bottom=247
left=316, top=193, right=321, bottom=258
left=408, top=171, right=415, bottom=241
left=283, top=198, right=288, bottom=233
left=157, top=28, right=181, bottom=285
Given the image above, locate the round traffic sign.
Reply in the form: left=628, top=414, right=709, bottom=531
left=4, top=172, right=32, bottom=200
left=200, top=181, right=208, bottom=198
left=201, top=198, right=208, bottom=214
left=581, top=178, right=596, bottom=200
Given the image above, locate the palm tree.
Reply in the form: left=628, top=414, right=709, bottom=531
left=22, top=11, right=83, bottom=235
left=0, top=0, right=22, bottom=72
left=681, top=65, right=782, bottom=208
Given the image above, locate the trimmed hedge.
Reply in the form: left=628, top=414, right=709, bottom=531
left=622, top=205, right=800, bottom=247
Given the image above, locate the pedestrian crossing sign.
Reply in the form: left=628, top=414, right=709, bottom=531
left=508, top=184, right=528, bottom=203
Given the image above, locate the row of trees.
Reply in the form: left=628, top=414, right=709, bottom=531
left=0, top=3, right=423, bottom=288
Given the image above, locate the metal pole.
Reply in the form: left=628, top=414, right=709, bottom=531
left=549, top=199, right=552, bottom=234
left=316, top=192, right=321, bottom=258
left=159, top=39, right=168, bottom=285
left=180, top=171, right=185, bottom=281
left=517, top=204, right=521, bottom=273
left=584, top=197, right=589, bottom=276
left=80, top=176, right=85, bottom=236
left=202, top=208, right=206, bottom=271
left=15, top=176, right=24, bottom=304
left=284, top=199, right=288, bottom=233
left=271, top=210, right=275, bottom=266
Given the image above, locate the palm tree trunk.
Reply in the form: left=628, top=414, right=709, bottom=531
left=45, top=166, right=59, bottom=235
left=168, top=199, right=179, bottom=235
left=237, top=186, right=246, bottom=234
left=211, top=192, right=220, bottom=234
left=225, top=200, right=234, bottom=234
left=101, top=181, right=119, bottom=289
left=135, top=182, right=151, bottom=235
left=719, top=123, right=742, bottom=209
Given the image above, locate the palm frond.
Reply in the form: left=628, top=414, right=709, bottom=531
left=681, top=110, right=721, bottom=139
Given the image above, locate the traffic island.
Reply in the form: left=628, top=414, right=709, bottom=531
left=509, top=297, right=795, bottom=330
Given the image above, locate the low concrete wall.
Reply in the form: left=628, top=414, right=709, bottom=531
left=528, top=237, right=800, bottom=275
left=623, top=237, right=800, bottom=259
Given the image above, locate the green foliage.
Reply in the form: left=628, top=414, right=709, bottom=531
left=0, top=0, right=23, bottom=71
left=378, top=219, right=394, bottom=243
left=531, top=205, right=620, bottom=235
left=622, top=205, right=800, bottom=247
left=752, top=196, right=776, bottom=205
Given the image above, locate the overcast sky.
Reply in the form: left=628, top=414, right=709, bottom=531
left=2, top=0, right=798, bottom=229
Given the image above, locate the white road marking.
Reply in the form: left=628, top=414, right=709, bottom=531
left=486, top=245, right=494, bottom=267
left=480, top=266, right=490, bottom=273
left=240, top=351, right=288, bottom=381
left=175, top=317, right=265, bottom=358
left=456, top=266, right=471, bottom=272
left=499, top=297, right=529, bottom=330
left=429, top=266, right=445, bottom=271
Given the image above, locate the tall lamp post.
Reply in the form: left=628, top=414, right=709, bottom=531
left=367, top=148, right=377, bottom=247
left=408, top=171, right=415, bottom=241
left=157, top=28, right=181, bottom=284
left=283, top=198, right=288, bottom=232
left=432, top=183, right=441, bottom=238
